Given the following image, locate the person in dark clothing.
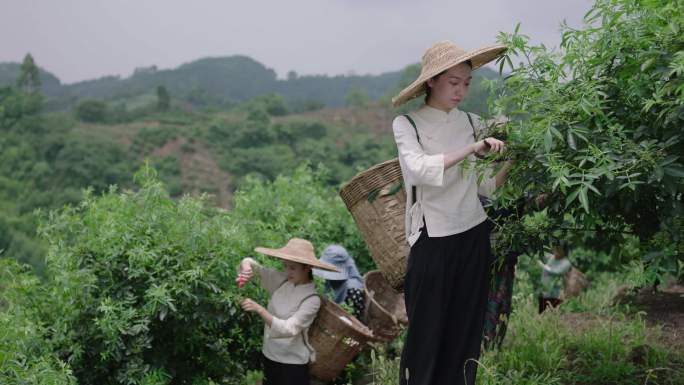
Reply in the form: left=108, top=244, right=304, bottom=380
left=391, top=40, right=511, bottom=385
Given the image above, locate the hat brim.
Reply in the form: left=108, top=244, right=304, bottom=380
left=255, top=247, right=340, bottom=272
left=313, top=267, right=349, bottom=280
left=391, top=44, right=507, bottom=107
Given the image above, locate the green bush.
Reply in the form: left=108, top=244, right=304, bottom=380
left=37, top=168, right=261, bottom=384
left=0, top=259, right=77, bottom=385
left=29, top=164, right=370, bottom=384
left=229, top=164, right=372, bottom=272
left=75, top=99, right=108, bottom=123
left=488, top=0, right=684, bottom=278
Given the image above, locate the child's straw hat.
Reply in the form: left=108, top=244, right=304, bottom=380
left=255, top=238, right=340, bottom=272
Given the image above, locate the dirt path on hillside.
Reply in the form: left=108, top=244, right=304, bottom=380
left=153, top=137, right=232, bottom=209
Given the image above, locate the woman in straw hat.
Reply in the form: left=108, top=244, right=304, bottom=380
left=391, top=40, right=512, bottom=385
left=237, top=238, right=339, bottom=385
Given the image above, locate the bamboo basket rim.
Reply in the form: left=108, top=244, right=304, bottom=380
left=364, top=271, right=408, bottom=326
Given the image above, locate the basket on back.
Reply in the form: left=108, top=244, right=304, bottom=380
left=363, top=270, right=408, bottom=342
left=339, top=158, right=409, bottom=290
left=563, top=267, right=589, bottom=299
left=308, top=297, right=375, bottom=381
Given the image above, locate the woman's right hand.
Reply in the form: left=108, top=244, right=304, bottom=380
left=236, top=258, right=254, bottom=286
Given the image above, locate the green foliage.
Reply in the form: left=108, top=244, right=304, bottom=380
left=646, top=216, right=684, bottom=282
left=150, top=156, right=183, bottom=197
left=52, top=133, right=134, bottom=192
left=488, top=0, right=684, bottom=279
left=368, top=263, right=684, bottom=385
left=0, top=61, right=61, bottom=95
left=2, top=78, right=393, bottom=273
left=10, top=55, right=404, bottom=110
left=206, top=110, right=395, bottom=186
left=157, top=86, right=171, bottom=112
left=1, top=86, right=135, bottom=273
left=16, top=53, right=42, bottom=93
left=37, top=168, right=262, bottom=384
left=6, top=164, right=369, bottom=384
left=0, top=259, right=78, bottom=385
left=345, top=86, right=370, bottom=108
left=230, top=165, right=372, bottom=272
left=246, top=93, right=289, bottom=116
left=75, top=99, right=108, bottom=123
left=132, top=126, right=180, bottom=156
left=289, top=99, right=325, bottom=113
left=0, top=86, right=42, bottom=128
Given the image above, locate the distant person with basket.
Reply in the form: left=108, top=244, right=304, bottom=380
left=236, top=238, right=340, bottom=385
left=538, top=240, right=588, bottom=313
left=391, top=40, right=512, bottom=385
left=313, top=244, right=366, bottom=320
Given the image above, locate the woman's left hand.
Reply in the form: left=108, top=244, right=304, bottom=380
left=240, top=298, right=264, bottom=314
left=472, top=137, right=505, bottom=156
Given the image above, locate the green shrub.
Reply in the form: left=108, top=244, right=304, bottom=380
left=75, top=99, right=108, bottom=123
left=31, top=164, right=370, bottom=384
left=0, top=259, right=77, bottom=385
left=488, top=0, right=684, bottom=279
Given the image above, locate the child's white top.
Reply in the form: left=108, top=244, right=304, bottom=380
left=540, top=254, right=572, bottom=299
left=244, top=258, right=321, bottom=365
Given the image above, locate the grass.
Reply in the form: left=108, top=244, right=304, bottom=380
left=366, top=260, right=684, bottom=385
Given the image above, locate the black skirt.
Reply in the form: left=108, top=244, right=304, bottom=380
left=399, top=220, right=492, bottom=385
left=262, top=354, right=310, bottom=385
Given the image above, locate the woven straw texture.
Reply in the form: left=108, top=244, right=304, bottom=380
left=363, top=270, right=408, bottom=342
left=392, top=41, right=507, bottom=106
left=308, top=298, right=375, bottom=381
left=339, top=158, right=409, bottom=290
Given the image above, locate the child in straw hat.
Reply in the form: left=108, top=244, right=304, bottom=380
left=391, top=40, right=511, bottom=385
left=237, top=238, right=339, bottom=385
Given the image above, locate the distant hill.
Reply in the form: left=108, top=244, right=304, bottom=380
left=0, top=55, right=500, bottom=110
left=0, top=62, right=62, bottom=94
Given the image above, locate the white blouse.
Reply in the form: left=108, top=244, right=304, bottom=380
left=243, top=258, right=321, bottom=365
left=392, top=104, right=496, bottom=245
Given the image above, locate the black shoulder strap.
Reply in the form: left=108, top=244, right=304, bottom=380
left=404, top=114, right=420, bottom=143
left=298, top=293, right=319, bottom=308
left=403, top=114, right=419, bottom=204
left=467, top=112, right=490, bottom=159
left=466, top=112, right=477, bottom=141
left=404, top=113, right=477, bottom=203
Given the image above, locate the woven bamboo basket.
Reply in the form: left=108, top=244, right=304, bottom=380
left=563, top=267, right=589, bottom=298
left=363, top=270, right=408, bottom=342
left=339, top=158, right=409, bottom=290
left=308, top=297, right=375, bottom=381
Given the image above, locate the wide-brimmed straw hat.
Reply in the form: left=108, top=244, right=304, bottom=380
left=255, top=238, right=340, bottom=272
left=391, top=40, right=507, bottom=107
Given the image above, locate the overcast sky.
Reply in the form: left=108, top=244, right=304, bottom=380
left=1, top=0, right=592, bottom=84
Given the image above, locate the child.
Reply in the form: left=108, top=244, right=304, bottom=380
left=237, top=238, right=339, bottom=385
left=539, top=241, right=572, bottom=313
left=313, top=244, right=366, bottom=320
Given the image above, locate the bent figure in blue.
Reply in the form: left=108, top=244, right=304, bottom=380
left=313, top=245, right=366, bottom=321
